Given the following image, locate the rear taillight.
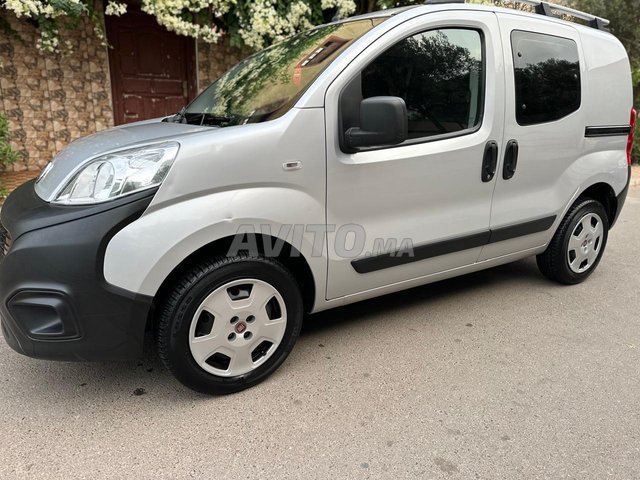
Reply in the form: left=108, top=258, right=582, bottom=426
left=627, top=107, right=637, bottom=166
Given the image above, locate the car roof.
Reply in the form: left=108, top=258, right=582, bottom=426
left=340, top=2, right=610, bottom=38
left=346, top=6, right=420, bottom=21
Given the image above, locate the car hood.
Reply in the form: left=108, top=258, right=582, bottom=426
left=34, top=121, right=210, bottom=202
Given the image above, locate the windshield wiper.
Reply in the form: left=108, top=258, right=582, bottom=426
left=170, top=111, right=234, bottom=127
left=197, top=113, right=232, bottom=126
left=171, top=107, right=187, bottom=124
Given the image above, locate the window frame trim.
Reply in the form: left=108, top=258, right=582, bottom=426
left=338, top=26, right=488, bottom=154
left=510, top=29, right=583, bottom=127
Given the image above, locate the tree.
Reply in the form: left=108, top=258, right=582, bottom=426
left=0, top=0, right=357, bottom=53
left=0, top=113, right=20, bottom=197
left=353, top=0, right=417, bottom=13
left=2, top=0, right=638, bottom=104
left=363, top=1, right=638, bottom=99
left=569, top=0, right=640, bottom=104
left=353, top=0, right=533, bottom=14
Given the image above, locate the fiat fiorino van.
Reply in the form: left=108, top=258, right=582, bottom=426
left=0, top=0, right=635, bottom=393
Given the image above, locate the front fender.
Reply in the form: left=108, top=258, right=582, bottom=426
left=103, top=187, right=327, bottom=301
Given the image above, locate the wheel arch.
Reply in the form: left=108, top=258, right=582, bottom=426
left=149, top=233, right=317, bottom=332
left=577, top=182, right=618, bottom=227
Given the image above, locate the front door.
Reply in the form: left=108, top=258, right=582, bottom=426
left=325, top=12, right=505, bottom=299
left=106, top=5, right=197, bottom=125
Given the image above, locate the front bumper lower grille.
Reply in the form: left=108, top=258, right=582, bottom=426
left=0, top=223, right=12, bottom=261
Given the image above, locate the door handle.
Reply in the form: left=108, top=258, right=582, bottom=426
left=482, top=141, right=499, bottom=183
left=503, top=140, right=519, bottom=180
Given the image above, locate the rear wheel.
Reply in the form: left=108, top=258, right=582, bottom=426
left=156, top=255, right=303, bottom=394
left=537, top=199, right=609, bottom=285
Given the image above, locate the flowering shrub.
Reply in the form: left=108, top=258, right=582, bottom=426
left=0, top=0, right=539, bottom=54
left=1, top=0, right=357, bottom=53
left=0, top=113, right=19, bottom=166
left=0, top=112, right=20, bottom=197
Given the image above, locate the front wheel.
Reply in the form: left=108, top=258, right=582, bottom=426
left=156, top=255, right=303, bottom=394
left=537, top=199, right=609, bottom=285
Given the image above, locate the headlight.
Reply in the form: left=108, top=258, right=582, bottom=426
left=53, top=142, right=179, bottom=205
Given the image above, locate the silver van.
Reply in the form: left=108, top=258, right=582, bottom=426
left=0, top=0, right=635, bottom=394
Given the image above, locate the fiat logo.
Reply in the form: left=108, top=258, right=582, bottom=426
left=235, top=322, right=247, bottom=334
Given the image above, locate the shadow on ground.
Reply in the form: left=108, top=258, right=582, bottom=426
left=1, top=257, right=548, bottom=402
left=303, top=257, right=547, bottom=333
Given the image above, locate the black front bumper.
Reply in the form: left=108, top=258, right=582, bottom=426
left=0, top=181, right=155, bottom=361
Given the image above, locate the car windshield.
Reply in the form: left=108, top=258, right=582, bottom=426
left=179, top=18, right=385, bottom=127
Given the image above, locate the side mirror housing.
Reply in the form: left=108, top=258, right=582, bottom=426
left=345, top=96, right=408, bottom=151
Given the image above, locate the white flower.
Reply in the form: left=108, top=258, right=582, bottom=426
left=105, top=1, right=127, bottom=16
left=321, top=0, right=356, bottom=17
left=36, top=29, right=60, bottom=53
left=2, top=0, right=361, bottom=54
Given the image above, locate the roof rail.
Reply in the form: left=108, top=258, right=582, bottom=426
left=423, top=0, right=610, bottom=31
left=517, top=0, right=610, bottom=30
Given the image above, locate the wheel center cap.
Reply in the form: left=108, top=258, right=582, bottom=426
left=235, top=321, right=247, bottom=334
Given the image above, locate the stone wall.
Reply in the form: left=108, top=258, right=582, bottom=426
left=0, top=12, right=246, bottom=173
left=0, top=12, right=114, bottom=172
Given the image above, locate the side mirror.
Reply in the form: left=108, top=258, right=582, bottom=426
left=345, top=96, right=408, bottom=151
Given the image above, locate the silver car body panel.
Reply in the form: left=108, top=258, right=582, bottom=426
left=324, top=10, right=505, bottom=299
left=479, top=12, right=630, bottom=262
left=103, top=107, right=329, bottom=304
left=70, top=3, right=629, bottom=313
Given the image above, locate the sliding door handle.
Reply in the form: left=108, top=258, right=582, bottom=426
left=503, top=140, right=519, bottom=180
left=482, top=141, right=499, bottom=183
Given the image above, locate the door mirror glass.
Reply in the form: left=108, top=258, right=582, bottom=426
left=345, top=96, right=408, bottom=150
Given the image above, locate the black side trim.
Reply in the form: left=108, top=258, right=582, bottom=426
left=352, top=232, right=490, bottom=275
left=351, top=216, right=557, bottom=274
left=489, top=216, right=557, bottom=244
left=585, top=126, right=631, bottom=138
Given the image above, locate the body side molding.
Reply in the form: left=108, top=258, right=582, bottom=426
left=351, top=216, right=557, bottom=274
left=585, top=126, right=632, bottom=137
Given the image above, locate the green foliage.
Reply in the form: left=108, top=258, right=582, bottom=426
left=0, top=112, right=21, bottom=197
left=1, top=0, right=356, bottom=53
left=191, top=22, right=343, bottom=121
left=359, top=0, right=639, bottom=106
left=568, top=0, right=640, bottom=162
left=355, top=0, right=532, bottom=13
left=0, top=113, right=20, bottom=167
left=568, top=0, right=640, bottom=104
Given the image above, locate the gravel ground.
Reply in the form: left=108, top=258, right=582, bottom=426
left=1, top=186, right=639, bottom=480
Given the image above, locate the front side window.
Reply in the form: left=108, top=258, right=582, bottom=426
left=360, top=28, right=484, bottom=141
left=511, top=31, right=581, bottom=126
left=183, top=19, right=383, bottom=127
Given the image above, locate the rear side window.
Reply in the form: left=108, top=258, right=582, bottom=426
left=511, top=31, right=581, bottom=126
left=361, top=28, right=484, bottom=141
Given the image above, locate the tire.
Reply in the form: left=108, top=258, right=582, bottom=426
left=537, top=199, right=609, bottom=285
left=156, top=254, right=303, bottom=395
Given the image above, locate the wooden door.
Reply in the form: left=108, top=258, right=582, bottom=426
left=106, top=5, right=197, bottom=125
